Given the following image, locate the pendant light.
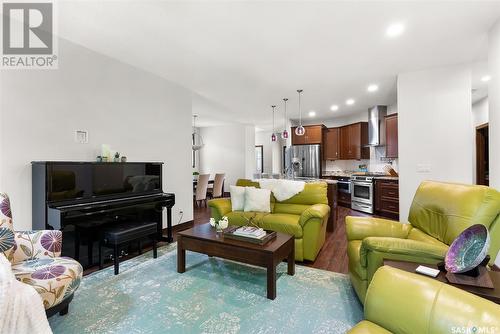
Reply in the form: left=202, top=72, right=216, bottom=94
left=192, top=115, right=204, bottom=151
left=295, top=89, right=305, bottom=136
left=271, top=105, right=277, bottom=142
left=282, top=98, right=289, bottom=139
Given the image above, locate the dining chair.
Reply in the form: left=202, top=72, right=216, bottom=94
left=194, top=174, right=210, bottom=207
left=208, top=173, right=225, bottom=198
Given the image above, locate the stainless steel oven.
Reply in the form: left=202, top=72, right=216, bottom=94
left=351, top=176, right=374, bottom=214
left=336, top=177, right=351, bottom=194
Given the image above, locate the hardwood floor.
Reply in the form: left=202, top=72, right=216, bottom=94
left=188, top=203, right=373, bottom=274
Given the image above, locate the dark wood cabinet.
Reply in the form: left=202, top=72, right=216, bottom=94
left=374, top=179, right=399, bottom=219
left=291, top=125, right=325, bottom=145
left=324, top=128, right=340, bottom=160
left=291, top=129, right=306, bottom=145
left=339, top=122, right=370, bottom=160
left=338, top=191, right=351, bottom=207
left=385, top=114, right=398, bottom=158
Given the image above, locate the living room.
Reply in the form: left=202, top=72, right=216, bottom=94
left=1, top=1, right=500, bottom=333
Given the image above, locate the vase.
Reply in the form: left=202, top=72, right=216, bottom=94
left=216, top=224, right=224, bottom=233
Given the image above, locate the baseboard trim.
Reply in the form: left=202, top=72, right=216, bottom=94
left=166, top=220, right=194, bottom=234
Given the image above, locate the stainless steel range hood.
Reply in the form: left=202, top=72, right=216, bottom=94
left=367, top=105, right=387, bottom=146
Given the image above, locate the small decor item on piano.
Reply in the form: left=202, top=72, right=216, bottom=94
left=209, top=216, right=229, bottom=233
left=121, top=156, right=127, bottom=163
left=101, top=144, right=113, bottom=162
left=96, top=156, right=102, bottom=162
left=114, top=152, right=120, bottom=162
left=445, top=224, right=490, bottom=274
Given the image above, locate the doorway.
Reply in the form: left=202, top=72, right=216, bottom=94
left=476, top=123, right=489, bottom=186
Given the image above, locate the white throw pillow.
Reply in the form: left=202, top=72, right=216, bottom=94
left=244, top=187, right=271, bottom=213
left=230, top=185, right=247, bottom=211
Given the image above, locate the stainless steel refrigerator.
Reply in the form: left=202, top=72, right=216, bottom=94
left=285, top=144, right=322, bottom=179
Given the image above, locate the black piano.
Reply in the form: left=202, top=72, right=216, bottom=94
left=32, top=161, right=175, bottom=268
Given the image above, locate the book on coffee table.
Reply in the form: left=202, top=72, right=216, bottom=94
left=223, top=226, right=277, bottom=245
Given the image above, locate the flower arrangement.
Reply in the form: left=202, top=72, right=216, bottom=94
left=210, top=216, right=229, bottom=232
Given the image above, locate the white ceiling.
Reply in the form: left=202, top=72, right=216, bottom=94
left=57, top=1, right=500, bottom=128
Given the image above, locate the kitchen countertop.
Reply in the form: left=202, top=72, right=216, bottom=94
left=287, top=177, right=337, bottom=184
left=321, top=173, right=352, bottom=178
left=373, top=176, right=399, bottom=181
left=321, top=173, right=399, bottom=181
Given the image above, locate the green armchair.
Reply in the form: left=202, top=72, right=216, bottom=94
left=346, top=181, right=500, bottom=303
left=209, top=179, right=330, bottom=261
left=348, top=266, right=500, bottom=333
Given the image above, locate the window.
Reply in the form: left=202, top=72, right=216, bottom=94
left=255, top=145, right=263, bottom=173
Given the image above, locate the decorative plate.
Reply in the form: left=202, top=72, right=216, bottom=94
left=445, top=224, right=490, bottom=273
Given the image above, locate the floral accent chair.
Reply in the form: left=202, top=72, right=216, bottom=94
left=0, top=193, right=82, bottom=316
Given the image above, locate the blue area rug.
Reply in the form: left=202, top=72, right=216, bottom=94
left=49, top=244, right=363, bottom=333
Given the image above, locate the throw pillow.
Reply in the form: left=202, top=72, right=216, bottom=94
left=230, top=185, right=247, bottom=211
left=244, top=188, right=271, bottom=213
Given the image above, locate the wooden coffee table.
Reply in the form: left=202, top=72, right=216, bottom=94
left=177, top=223, right=295, bottom=300
left=384, top=260, right=500, bottom=304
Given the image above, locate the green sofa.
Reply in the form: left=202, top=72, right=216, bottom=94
left=348, top=266, right=500, bottom=333
left=346, top=180, right=500, bottom=303
left=208, top=179, right=330, bottom=261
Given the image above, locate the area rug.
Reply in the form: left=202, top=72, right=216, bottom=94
left=49, top=244, right=363, bottom=334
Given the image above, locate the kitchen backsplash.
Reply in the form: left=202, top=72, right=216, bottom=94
left=324, top=147, right=399, bottom=173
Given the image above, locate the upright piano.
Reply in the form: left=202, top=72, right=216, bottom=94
left=32, top=161, right=175, bottom=268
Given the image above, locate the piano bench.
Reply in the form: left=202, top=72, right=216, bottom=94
left=99, top=222, right=158, bottom=275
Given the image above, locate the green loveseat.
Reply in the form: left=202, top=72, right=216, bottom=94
left=208, top=179, right=330, bottom=261
left=348, top=266, right=500, bottom=333
left=346, top=180, right=500, bottom=303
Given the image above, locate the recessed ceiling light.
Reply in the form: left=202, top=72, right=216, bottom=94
left=386, top=23, right=405, bottom=38
left=367, top=84, right=379, bottom=92
left=308, top=110, right=316, bottom=117
left=481, top=75, right=491, bottom=82
left=330, top=105, right=339, bottom=111
left=345, top=99, right=355, bottom=106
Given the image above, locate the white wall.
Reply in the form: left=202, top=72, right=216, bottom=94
left=0, top=38, right=193, bottom=230
left=198, top=124, right=255, bottom=189
left=472, top=97, right=489, bottom=127
left=472, top=97, right=489, bottom=184
left=398, top=65, right=473, bottom=221
left=489, top=20, right=500, bottom=192
left=244, top=126, right=256, bottom=178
